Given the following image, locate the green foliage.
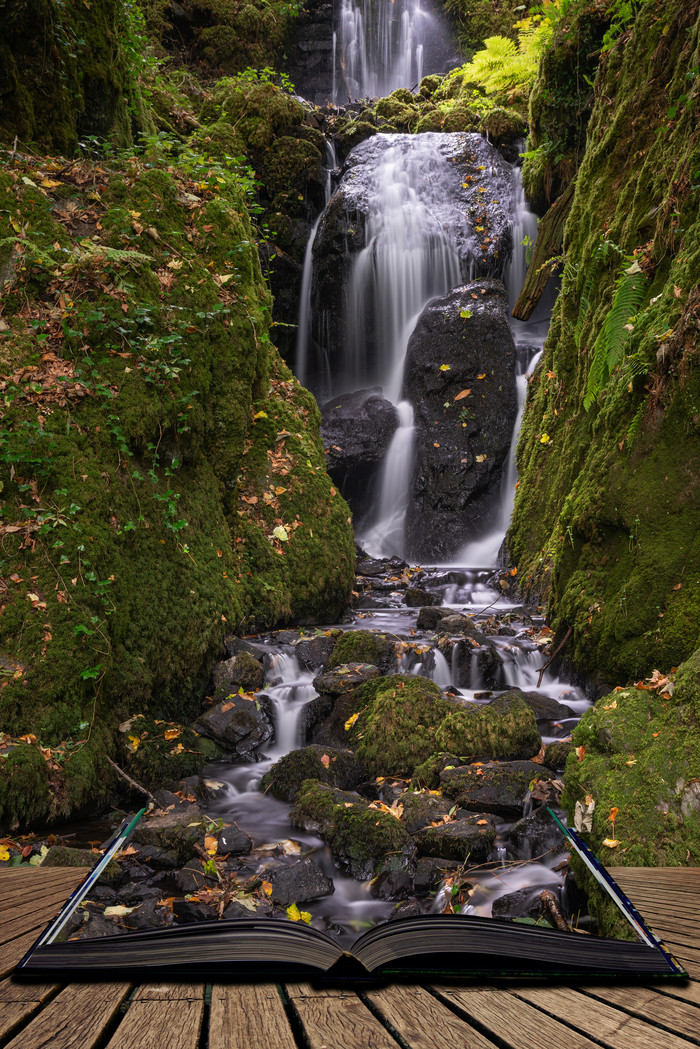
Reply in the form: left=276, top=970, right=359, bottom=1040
left=583, top=259, right=648, bottom=410
left=601, top=0, right=650, bottom=52
left=458, top=8, right=559, bottom=96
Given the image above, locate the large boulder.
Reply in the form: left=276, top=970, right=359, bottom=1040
left=193, top=693, right=274, bottom=760
left=307, top=133, right=513, bottom=392
left=435, top=695, right=542, bottom=762
left=321, top=388, right=399, bottom=516
left=440, top=760, right=552, bottom=819
left=402, top=279, right=517, bottom=559
left=259, top=745, right=365, bottom=801
left=413, top=814, right=497, bottom=863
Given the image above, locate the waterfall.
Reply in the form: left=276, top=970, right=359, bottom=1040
left=359, top=400, right=415, bottom=557
left=334, top=0, right=430, bottom=101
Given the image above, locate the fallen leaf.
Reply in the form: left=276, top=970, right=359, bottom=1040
left=475, top=454, right=487, bottom=463
left=454, top=389, right=471, bottom=400
left=575, top=745, right=585, bottom=761
left=608, top=806, right=618, bottom=822
left=439, top=364, right=451, bottom=371
left=261, top=880, right=273, bottom=896
left=602, top=838, right=621, bottom=848
left=204, top=835, right=218, bottom=856
left=272, top=525, right=289, bottom=541
left=104, top=905, right=134, bottom=916
left=540, top=433, right=551, bottom=444
left=344, top=712, right=360, bottom=731
left=163, top=727, right=180, bottom=740
left=320, top=753, right=331, bottom=768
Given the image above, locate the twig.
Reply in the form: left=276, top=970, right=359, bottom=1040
left=540, top=888, right=570, bottom=931
left=536, top=626, right=572, bottom=687
left=105, top=754, right=159, bottom=805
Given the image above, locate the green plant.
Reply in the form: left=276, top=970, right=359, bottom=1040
left=583, top=258, right=648, bottom=410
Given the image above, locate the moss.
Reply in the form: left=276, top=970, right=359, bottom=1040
left=411, top=752, right=462, bottom=790
left=259, top=746, right=362, bottom=801
left=0, top=746, right=51, bottom=830
left=350, top=677, right=457, bottom=777
left=326, top=630, right=394, bottom=671
left=435, top=697, right=541, bottom=761
left=291, top=779, right=413, bottom=879
left=562, top=661, right=700, bottom=867
left=480, top=106, right=527, bottom=146
left=118, top=715, right=224, bottom=788
left=509, top=0, right=700, bottom=686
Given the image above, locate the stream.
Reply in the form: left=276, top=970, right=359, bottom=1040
left=196, top=112, right=589, bottom=940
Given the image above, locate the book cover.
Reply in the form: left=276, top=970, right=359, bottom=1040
left=16, top=805, right=687, bottom=981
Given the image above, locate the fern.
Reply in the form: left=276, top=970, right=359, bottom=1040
left=625, top=404, right=645, bottom=446
left=584, top=260, right=648, bottom=410
left=459, top=13, right=556, bottom=96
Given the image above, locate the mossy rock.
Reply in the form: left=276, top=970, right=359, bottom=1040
left=439, top=101, right=480, bottom=133
left=418, top=75, right=443, bottom=99
left=410, top=751, right=462, bottom=790
left=290, top=779, right=414, bottom=880
left=0, top=745, right=51, bottom=831
left=42, top=845, right=120, bottom=883
left=435, top=696, right=541, bottom=761
left=372, top=95, right=420, bottom=131
left=480, top=107, right=527, bottom=146
left=259, top=745, right=365, bottom=802
left=544, top=741, right=573, bottom=769
left=350, top=676, right=458, bottom=777
left=118, top=715, right=224, bottom=789
left=326, top=630, right=396, bottom=672
left=415, top=110, right=445, bottom=134
left=562, top=658, right=700, bottom=867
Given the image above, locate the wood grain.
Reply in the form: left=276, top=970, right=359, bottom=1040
left=366, top=985, right=501, bottom=1049
left=209, top=984, right=297, bottom=1049
left=2, top=982, right=131, bottom=1049
left=579, top=985, right=700, bottom=1041
left=105, top=986, right=203, bottom=1049
left=290, top=987, right=399, bottom=1048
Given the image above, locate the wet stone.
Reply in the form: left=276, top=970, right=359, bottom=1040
left=295, top=634, right=337, bottom=671
left=405, top=587, right=440, bottom=607
left=498, top=687, right=575, bottom=722
left=212, top=651, right=265, bottom=693
left=312, top=662, right=381, bottom=695
left=124, top=897, right=168, bottom=931
left=260, top=745, right=365, bottom=802
left=400, top=791, right=453, bottom=833
left=175, top=859, right=217, bottom=894
left=508, top=806, right=564, bottom=858
left=440, top=760, right=552, bottom=819
left=172, top=899, right=218, bottom=924
left=491, top=887, right=543, bottom=921
left=132, top=804, right=209, bottom=864
left=218, top=824, right=253, bottom=856
left=266, top=858, right=334, bottom=906
left=413, top=857, right=464, bottom=895
left=412, top=815, right=497, bottom=863
left=369, top=869, right=412, bottom=900
left=194, top=693, right=274, bottom=759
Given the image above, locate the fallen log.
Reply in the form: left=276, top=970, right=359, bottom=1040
left=512, top=179, right=576, bottom=321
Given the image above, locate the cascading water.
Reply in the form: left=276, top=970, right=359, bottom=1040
left=334, top=0, right=428, bottom=101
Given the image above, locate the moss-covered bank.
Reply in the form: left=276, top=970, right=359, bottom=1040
left=509, top=0, right=700, bottom=688
left=0, top=134, right=353, bottom=830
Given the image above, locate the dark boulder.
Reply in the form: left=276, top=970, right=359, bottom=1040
left=440, top=760, right=552, bottom=819
left=212, top=651, right=265, bottom=693
left=413, top=857, right=464, bottom=895
left=321, top=388, right=399, bottom=515
left=402, top=279, right=517, bottom=560
left=497, top=688, right=576, bottom=722
left=405, top=587, right=440, bottom=607
left=413, top=814, right=497, bottom=863
left=491, top=887, right=543, bottom=921
left=507, top=806, right=564, bottom=858
left=312, top=662, right=381, bottom=696
left=266, top=858, right=334, bottom=907
left=218, top=823, right=253, bottom=856
left=295, top=634, right=337, bottom=671
left=194, top=693, right=274, bottom=760
left=400, top=791, right=453, bottom=833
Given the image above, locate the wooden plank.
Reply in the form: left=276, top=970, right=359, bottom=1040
left=104, top=986, right=204, bottom=1049
left=0, top=889, right=78, bottom=931
left=0, top=899, right=70, bottom=947
left=209, top=984, right=297, bottom=1049
left=651, top=980, right=700, bottom=1007
left=579, top=986, right=700, bottom=1042
left=0, top=978, right=61, bottom=1042
left=610, top=868, right=700, bottom=885
left=0, top=928, right=50, bottom=980
left=3, top=982, right=131, bottom=1049
left=515, top=985, right=699, bottom=1048
left=432, top=986, right=601, bottom=1049
left=289, top=986, right=399, bottom=1049
left=366, top=986, right=501, bottom=1049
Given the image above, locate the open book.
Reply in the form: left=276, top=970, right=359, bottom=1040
left=16, top=808, right=687, bottom=980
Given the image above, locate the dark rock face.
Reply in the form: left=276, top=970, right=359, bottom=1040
left=308, top=133, right=513, bottom=394
left=266, top=858, right=334, bottom=906
left=413, top=814, right=497, bottom=862
left=321, top=388, right=399, bottom=516
left=193, top=694, right=274, bottom=760
left=440, top=760, right=552, bottom=819
left=284, top=0, right=335, bottom=105
left=212, top=651, right=265, bottom=693
left=402, top=279, right=517, bottom=559
left=295, top=635, right=337, bottom=671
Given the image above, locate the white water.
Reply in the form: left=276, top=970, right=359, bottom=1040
left=334, top=0, right=430, bottom=101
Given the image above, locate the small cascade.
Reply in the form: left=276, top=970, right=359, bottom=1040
left=358, top=400, right=415, bottom=557
left=429, top=647, right=451, bottom=687
left=334, top=0, right=430, bottom=101
left=295, top=142, right=337, bottom=389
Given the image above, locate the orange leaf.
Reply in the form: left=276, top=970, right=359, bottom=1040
left=575, top=745, right=586, bottom=761
left=454, top=389, right=471, bottom=401
left=261, top=880, right=273, bottom=896
left=320, top=753, right=331, bottom=768
left=163, top=727, right=180, bottom=740
left=608, top=807, right=618, bottom=822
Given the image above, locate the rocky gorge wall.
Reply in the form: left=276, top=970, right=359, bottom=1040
left=509, top=0, right=700, bottom=689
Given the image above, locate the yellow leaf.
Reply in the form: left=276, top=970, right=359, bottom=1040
left=287, top=903, right=302, bottom=921
left=127, top=735, right=140, bottom=752
left=253, top=410, right=268, bottom=420
left=602, top=838, right=621, bottom=848
left=261, top=880, right=273, bottom=896
left=477, top=373, right=486, bottom=379
left=475, top=454, right=487, bottom=463
left=439, top=364, right=451, bottom=371
left=0, top=845, right=10, bottom=862
left=344, top=712, right=360, bottom=731
left=603, top=699, right=617, bottom=710
left=40, top=178, right=63, bottom=188
left=454, top=389, right=471, bottom=400
left=540, top=433, right=551, bottom=444
left=163, top=727, right=180, bottom=740
left=204, top=834, right=218, bottom=856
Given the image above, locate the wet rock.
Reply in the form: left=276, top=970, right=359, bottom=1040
left=435, top=695, right=541, bottom=761
left=312, top=662, right=381, bottom=696
left=543, top=741, right=573, bottom=769
left=405, top=587, right=440, bottom=607
left=218, top=823, right=253, bottom=856
left=369, top=869, right=412, bottom=900
left=133, top=804, right=209, bottom=864
left=310, top=691, right=368, bottom=750
left=491, top=887, right=542, bottom=921
left=290, top=779, right=415, bottom=880
left=175, top=859, right=217, bottom=894
left=295, top=634, right=337, bottom=671
left=299, top=693, right=334, bottom=736
left=402, top=279, right=517, bottom=560
left=124, top=897, right=168, bottom=930
left=260, top=745, right=365, bottom=802
left=417, top=606, right=446, bottom=630
left=413, top=857, right=464, bottom=895
left=448, top=637, right=505, bottom=690
left=507, top=806, right=564, bottom=858
left=74, top=913, right=129, bottom=938
left=321, top=389, right=399, bottom=515
left=356, top=557, right=387, bottom=577
left=326, top=630, right=396, bottom=672
left=223, top=898, right=272, bottom=920
left=440, top=760, right=552, bottom=819
left=498, top=688, right=576, bottom=722
left=387, top=899, right=424, bottom=921
left=413, top=814, right=497, bottom=863
left=212, top=651, right=265, bottom=693
left=194, top=693, right=274, bottom=760
left=117, top=882, right=162, bottom=905
left=132, top=844, right=180, bottom=870
left=400, top=791, right=453, bottom=833
left=223, top=636, right=267, bottom=662
left=172, top=898, right=218, bottom=924
left=266, top=858, right=334, bottom=906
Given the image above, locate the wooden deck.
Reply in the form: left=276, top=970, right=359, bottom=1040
left=1, top=867, right=699, bottom=1048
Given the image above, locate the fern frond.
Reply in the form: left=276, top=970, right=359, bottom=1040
left=584, top=260, right=647, bottom=410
